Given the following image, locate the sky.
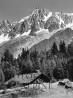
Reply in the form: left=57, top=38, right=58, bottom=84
left=0, top=0, right=73, bottom=22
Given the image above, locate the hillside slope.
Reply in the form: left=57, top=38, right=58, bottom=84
left=30, top=28, right=73, bottom=52
left=0, top=29, right=62, bottom=59
left=0, top=8, right=73, bottom=59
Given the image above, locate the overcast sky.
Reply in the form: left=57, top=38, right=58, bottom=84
left=0, top=0, right=73, bottom=22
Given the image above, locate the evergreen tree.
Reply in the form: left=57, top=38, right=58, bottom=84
left=21, top=48, right=30, bottom=61
left=59, top=41, right=66, bottom=53
left=51, top=42, right=58, bottom=55
left=67, top=44, right=73, bottom=56
left=53, top=59, right=64, bottom=80
left=1, top=50, right=16, bottom=81
left=0, top=68, right=5, bottom=84
left=67, top=59, right=73, bottom=81
left=1, top=49, right=14, bottom=64
left=21, top=48, right=26, bottom=59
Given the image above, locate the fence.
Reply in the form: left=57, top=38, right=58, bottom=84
left=0, top=93, right=12, bottom=98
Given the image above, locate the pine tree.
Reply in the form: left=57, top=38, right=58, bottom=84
left=21, top=48, right=26, bottom=59
left=51, top=42, right=58, bottom=55
left=67, top=59, right=73, bottom=80
left=59, top=41, right=66, bottom=53
left=67, top=44, right=73, bottom=56
left=0, top=68, right=5, bottom=83
left=1, top=49, right=14, bottom=64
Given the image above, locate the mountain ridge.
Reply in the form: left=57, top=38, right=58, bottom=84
left=0, top=8, right=73, bottom=58
left=0, top=8, right=73, bottom=44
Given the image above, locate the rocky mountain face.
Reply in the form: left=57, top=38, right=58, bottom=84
left=0, top=8, right=73, bottom=58
left=0, top=8, right=73, bottom=40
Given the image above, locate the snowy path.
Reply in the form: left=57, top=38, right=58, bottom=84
left=0, top=81, right=73, bottom=98
left=18, top=82, right=73, bottom=98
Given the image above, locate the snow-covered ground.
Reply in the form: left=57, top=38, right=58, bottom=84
left=34, top=82, right=73, bottom=98
left=1, top=74, right=73, bottom=98
left=0, top=34, right=10, bottom=44
left=17, top=82, right=73, bottom=98
left=0, top=82, right=73, bottom=98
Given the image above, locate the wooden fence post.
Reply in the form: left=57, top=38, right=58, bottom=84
left=49, top=81, right=50, bottom=89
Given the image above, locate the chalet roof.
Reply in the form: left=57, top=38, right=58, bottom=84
left=5, top=71, right=50, bottom=86
left=5, top=71, right=41, bottom=84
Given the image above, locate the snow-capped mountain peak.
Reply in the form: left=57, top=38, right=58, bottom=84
left=0, top=8, right=73, bottom=44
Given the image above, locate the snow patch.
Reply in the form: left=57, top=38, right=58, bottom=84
left=44, top=12, right=52, bottom=21
left=55, top=12, right=64, bottom=24
left=36, top=29, right=48, bottom=34
left=0, top=34, right=10, bottom=44
left=21, top=30, right=31, bottom=36
left=19, top=16, right=29, bottom=23
left=66, top=23, right=73, bottom=28
left=15, top=34, right=20, bottom=38
left=15, top=30, right=31, bottom=38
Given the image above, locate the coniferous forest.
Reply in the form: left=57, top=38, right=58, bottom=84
left=0, top=40, right=73, bottom=86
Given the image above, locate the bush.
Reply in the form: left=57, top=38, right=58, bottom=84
left=7, top=80, right=16, bottom=88
left=0, top=83, right=6, bottom=90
